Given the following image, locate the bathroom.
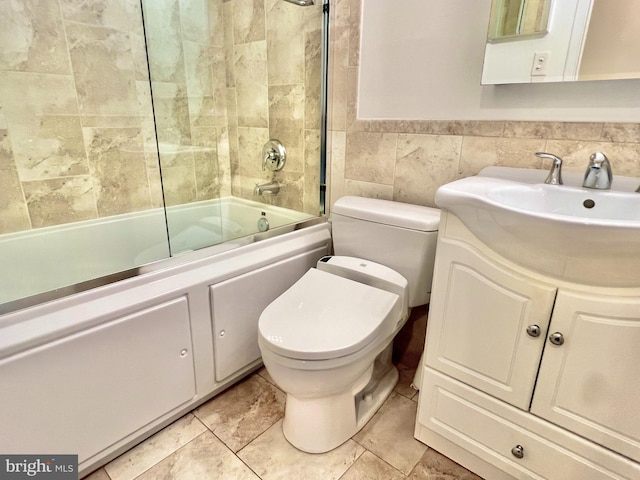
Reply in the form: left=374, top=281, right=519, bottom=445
left=1, top=0, right=640, bottom=478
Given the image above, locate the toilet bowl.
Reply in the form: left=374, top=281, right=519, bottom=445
left=258, top=196, right=440, bottom=453
left=259, top=257, right=409, bottom=453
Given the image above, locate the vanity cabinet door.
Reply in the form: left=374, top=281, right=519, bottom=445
left=425, top=239, right=557, bottom=410
left=530, top=290, right=640, bottom=463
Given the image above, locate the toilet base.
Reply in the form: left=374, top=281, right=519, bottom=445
left=281, top=345, right=398, bottom=454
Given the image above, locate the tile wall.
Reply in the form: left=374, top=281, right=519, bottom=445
left=0, top=0, right=323, bottom=236
left=327, top=0, right=640, bottom=210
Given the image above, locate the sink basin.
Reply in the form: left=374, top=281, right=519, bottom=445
left=436, top=167, right=640, bottom=287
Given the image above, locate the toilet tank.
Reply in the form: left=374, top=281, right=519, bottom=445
left=330, top=196, right=440, bottom=307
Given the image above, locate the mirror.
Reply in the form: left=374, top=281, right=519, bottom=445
left=482, top=0, right=640, bottom=84
left=488, top=0, right=551, bottom=41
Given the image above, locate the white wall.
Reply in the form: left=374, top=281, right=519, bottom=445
left=358, top=0, right=640, bottom=122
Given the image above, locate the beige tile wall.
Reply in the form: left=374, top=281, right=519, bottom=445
left=327, top=0, right=640, bottom=210
left=0, top=0, right=158, bottom=234
left=0, top=0, right=324, bottom=236
left=224, top=0, right=324, bottom=215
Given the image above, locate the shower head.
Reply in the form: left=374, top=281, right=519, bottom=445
left=283, top=0, right=314, bottom=5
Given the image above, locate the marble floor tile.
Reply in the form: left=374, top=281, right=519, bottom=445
left=340, top=450, right=406, bottom=480
left=194, top=373, right=285, bottom=452
left=82, top=468, right=110, bottom=480
left=408, top=448, right=485, bottom=480
left=238, top=420, right=365, bottom=480
left=105, top=413, right=207, bottom=480
left=135, top=431, right=259, bottom=480
left=353, top=392, right=427, bottom=475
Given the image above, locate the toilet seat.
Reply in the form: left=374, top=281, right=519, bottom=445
left=259, top=268, right=402, bottom=361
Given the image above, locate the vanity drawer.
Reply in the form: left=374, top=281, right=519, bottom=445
left=417, top=367, right=640, bottom=480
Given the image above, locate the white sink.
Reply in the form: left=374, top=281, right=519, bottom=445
left=436, top=167, right=640, bottom=287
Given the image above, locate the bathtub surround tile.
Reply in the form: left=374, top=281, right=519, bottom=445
left=9, top=115, right=89, bottom=182
left=209, top=0, right=225, bottom=48
left=238, top=420, right=365, bottom=480
left=195, top=372, right=285, bottom=453
left=269, top=84, right=305, bottom=173
left=65, top=23, right=139, bottom=116
left=210, top=46, right=231, bottom=128
left=142, top=0, right=186, bottom=84
left=303, top=128, right=321, bottom=215
left=151, top=82, right=193, bottom=146
left=0, top=131, right=31, bottom=234
left=345, top=132, right=398, bottom=184
left=407, top=449, right=484, bottom=480
left=183, top=40, right=216, bottom=128
left=266, top=0, right=305, bottom=86
left=162, top=164, right=198, bottom=206
left=0, top=0, right=70, bottom=74
left=105, top=413, right=207, bottom=480
left=0, top=72, right=89, bottom=182
left=22, top=176, right=97, bottom=228
left=270, top=170, right=305, bottom=211
left=192, top=127, right=221, bottom=200
left=237, top=126, right=270, bottom=178
left=353, top=392, right=427, bottom=475
left=178, top=0, right=210, bottom=44
left=340, top=451, right=406, bottom=480
left=59, top=0, right=133, bottom=32
left=84, top=127, right=153, bottom=215
left=136, top=431, right=260, bottom=480
left=223, top=1, right=237, bottom=88
left=305, top=28, right=323, bottom=131
left=233, top=0, right=266, bottom=45
left=234, top=41, right=269, bottom=128
left=393, top=134, right=462, bottom=207
left=216, top=126, right=233, bottom=197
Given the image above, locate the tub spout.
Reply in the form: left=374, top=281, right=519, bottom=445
left=254, top=181, right=280, bottom=196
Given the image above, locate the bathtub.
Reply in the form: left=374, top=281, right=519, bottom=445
left=0, top=196, right=315, bottom=306
left=0, top=220, right=331, bottom=477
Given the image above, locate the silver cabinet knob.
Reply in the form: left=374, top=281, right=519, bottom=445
left=549, top=332, right=565, bottom=345
left=511, top=444, right=524, bottom=459
left=526, top=325, right=541, bottom=337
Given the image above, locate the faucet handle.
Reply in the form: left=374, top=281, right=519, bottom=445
left=583, top=152, right=613, bottom=189
left=535, top=152, right=563, bottom=185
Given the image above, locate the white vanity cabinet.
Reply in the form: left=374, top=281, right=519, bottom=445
left=531, top=291, right=640, bottom=464
left=416, top=212, right=640, bottom=480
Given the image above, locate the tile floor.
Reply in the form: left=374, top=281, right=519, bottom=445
left=84, top=363, right=483, bottom=480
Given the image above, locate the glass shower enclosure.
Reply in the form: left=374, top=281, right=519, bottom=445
left=0, top=0, right=326, bottom=309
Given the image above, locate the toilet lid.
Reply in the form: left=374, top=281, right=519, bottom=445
left=259, top=268, right=401, bottom=360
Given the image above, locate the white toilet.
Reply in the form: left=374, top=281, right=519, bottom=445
left=258, top=196, right=440, bottom=453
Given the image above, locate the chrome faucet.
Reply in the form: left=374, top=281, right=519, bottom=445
left=254, top=181, right=280, bottom=196
left=583, top=152, right=612, bottom=189
left=536, top=152, right=563, bottom=185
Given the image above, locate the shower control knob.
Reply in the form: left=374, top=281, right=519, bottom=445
left=526, top=325, right=541, bottom=337
left=511, top=444, right=524, bottom=459
left=549, top=332, right=565, bottom=346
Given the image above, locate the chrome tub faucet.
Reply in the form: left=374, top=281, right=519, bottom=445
left=254, top=181, right=280, bottom=196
